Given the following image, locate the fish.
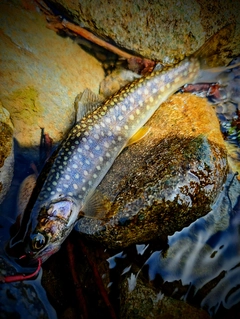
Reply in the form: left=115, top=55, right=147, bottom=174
left=8, top=57, right=202, bottom=263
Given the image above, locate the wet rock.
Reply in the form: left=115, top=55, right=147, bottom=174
left=48, top=0, right=240, bottom=64
left=0, top=104, right=14, bottom=204
left=76, top=93, right=228, bottom=249
left=119, top=272, right=211, bottom=319
left=0, top=0, right=104, bottom=159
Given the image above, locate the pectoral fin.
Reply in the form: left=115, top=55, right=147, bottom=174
left=79, top=190, right=112, bottom=219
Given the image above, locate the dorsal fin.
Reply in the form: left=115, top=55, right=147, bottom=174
left=74, top=88, right=104, bottom=122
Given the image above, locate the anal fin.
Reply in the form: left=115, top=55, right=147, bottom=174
left=126, top=127, right=150, bottom=147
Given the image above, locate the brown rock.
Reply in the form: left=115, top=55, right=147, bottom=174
left=76, top=93, right=228, bottom=248
left=0, top=0, right=104, bottom=158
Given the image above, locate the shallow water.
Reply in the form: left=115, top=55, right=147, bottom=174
left=106, top=174, right=240, bottom=317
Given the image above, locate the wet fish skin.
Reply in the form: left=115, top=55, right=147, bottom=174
left=12, top=58, right=200, bottom=263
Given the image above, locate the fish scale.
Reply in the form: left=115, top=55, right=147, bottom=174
left=10, top=57, right=200, bottom=262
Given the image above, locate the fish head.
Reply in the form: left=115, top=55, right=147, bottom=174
left=10, top=198, right=80, bottom=264
left=25, top=198, right=80, bottom=263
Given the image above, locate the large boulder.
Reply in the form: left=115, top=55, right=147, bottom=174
left=48, top=0, right=240, bottom=64
left=0, top=0, right=104, bottom=159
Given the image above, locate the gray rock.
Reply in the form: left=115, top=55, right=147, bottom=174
left=48, top=0, right=240, bottom=64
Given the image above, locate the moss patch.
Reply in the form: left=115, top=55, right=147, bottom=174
left=6, top=86, right=43, bottom=126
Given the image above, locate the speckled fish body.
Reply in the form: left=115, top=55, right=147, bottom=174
left=12, top=58, right=200, bottom=262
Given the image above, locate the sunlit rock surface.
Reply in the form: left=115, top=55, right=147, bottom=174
left=0, top=104, right=14, bottom=204
left=48, top=0, right=240, bottom=63
left=76, top=93, right=228, bottom=248
left=0, top=0, right=104, bottom=159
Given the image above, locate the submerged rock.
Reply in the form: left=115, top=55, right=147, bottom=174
left=76, top=93, right=228, bottom=249
left=0, top=0, right=104, bottom=159
left=48, top=0, right=240, bottom=64
left=119, top=272, right=211, bottom=319
left=0, top=104, right=14, bottom=204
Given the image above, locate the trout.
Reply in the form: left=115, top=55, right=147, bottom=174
left=9, top=57, right=214, bottom=263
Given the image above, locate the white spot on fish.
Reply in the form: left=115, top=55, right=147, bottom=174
left=94, top=133, right=99, bottom=139
left=93, top=173, right=97, bottom=178
left=84, top=145, right=90, bottom=150
left=130, top=114, right=134, bottom=120
left=82, top=186, right=86, bottom=191
left=84, top=170, right=88, bottom=176
left=73, top=184, right=78, bottom=190
left=106, top=152, right=111, bottom=158
left=122, top=105, right=127, bottom=112
left=57, top=188, right=62, bottom=192
left=65, top=175, right=70, bottom=180
left=72, top=164, right=78, bottom=169
left=96, top=165, right=101, bottom=170
left=95, top=145, right=100, bottom=151
left=63, top=184, right=68, bottom=188
left=75, top=173, right=79, bottom=179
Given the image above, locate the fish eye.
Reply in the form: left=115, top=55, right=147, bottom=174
left=30, top=233, right=47, bottom=251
